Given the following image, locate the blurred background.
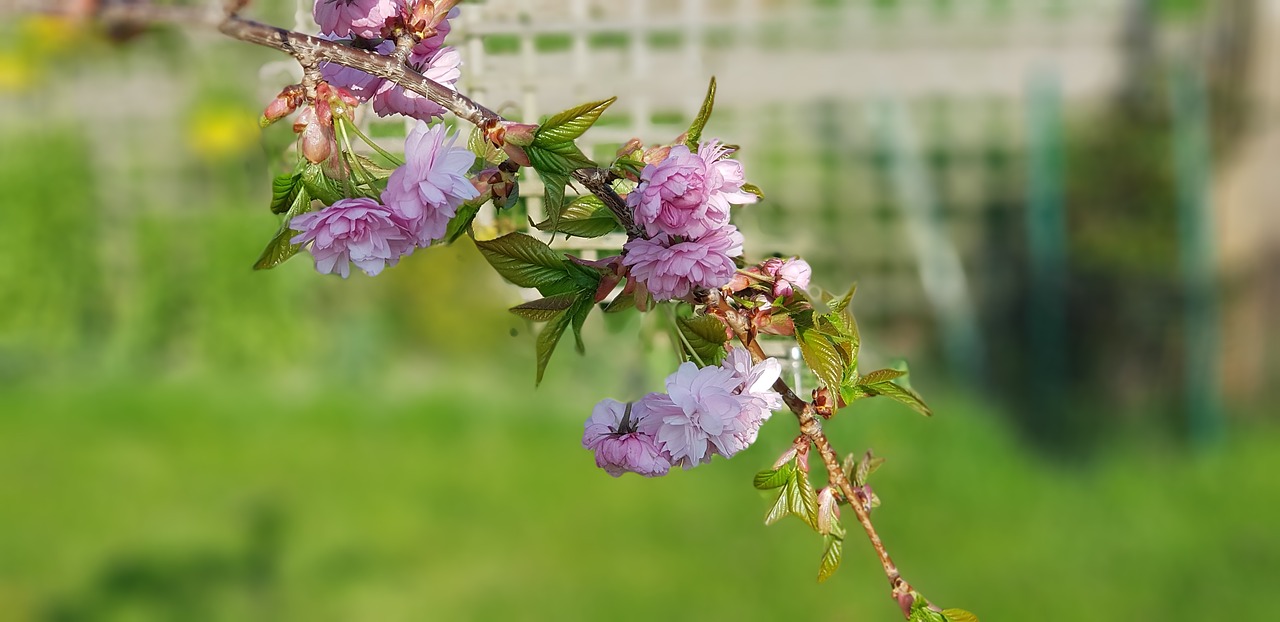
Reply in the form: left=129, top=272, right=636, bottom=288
left=1, top=0, right=1278, bottom=620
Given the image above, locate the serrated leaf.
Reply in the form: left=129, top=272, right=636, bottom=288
left=602, top=292, right=635, bottom=314
left=817, top=535, right=843, bottom=583
left=475, top=232, right=571, bottom=289
left=762, top=476, right=793, bottom=524
left=753, top=463, right=794, bottom=490
left=534, top=168, right=571, bottom=236
left=534, top=306, right=574, bottom=385
left=253, top=185, right=313, bottom=270
left=509, top=293, right=577, bottom=322
left=445, top=200, right=484, bottom=243
left=684, top=77, right=716, bottom=149
left=269, top=172, right=301, bottom=215
left=534, top=97, right=616, bottom=145
left=534, top=194, right=619, bottom=238
left=854, top=450, right=885, bottom=486
left=569, top=295, right=592, bottom=354
left=859, top=368, right=907, bottom=385
left=469, top=124, right=506, bottom=164
left=741, top=182, right=764, bottom=201
left=941, top=609, right=980, bottom=622
left=857, top=381, right=933, bottom=417
left=300, top=162, right=344, bottom=205
left=677, top=315, right=729, bottom=366
left=797, top=327, right=845, bottom=392
left=910, top=610, right=948, bottom=622
left=794, top=466, right=820, bottom=530
left=352, top=153, right=396, bottom=181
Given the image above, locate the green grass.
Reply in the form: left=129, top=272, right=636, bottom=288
left=1, top=378, right=1276, bottom=621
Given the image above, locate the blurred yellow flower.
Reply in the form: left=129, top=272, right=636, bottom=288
left=0, top=53, right=33, bottom=92
left=187, top=105, right=258, bottom=160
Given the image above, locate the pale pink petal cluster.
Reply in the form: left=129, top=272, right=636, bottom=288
left=627, top=141, right=758, bottom=239
left=762, top=257, right=812, bottom=298
left=289, top=197, right=414, bottom=278
left=583, top=347, right=782, bottom=476
left=316, top=11, right=461, bottom=123
left=381, top=122, right=479, bottom=246
left=371, top=46, right=462, bottom=121
left=313, top=0, right=398, bottom=39
left=582, top=399, right=670, bottom=478
left=621, top=227, right=744, bottom=301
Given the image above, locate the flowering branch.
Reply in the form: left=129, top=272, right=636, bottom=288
left=78, top=1, right=974, bottom=619
left=95, top=0, right=632, bottom=231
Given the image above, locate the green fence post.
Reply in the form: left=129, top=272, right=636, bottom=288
left=1171, top=63, right=1224, bottom=447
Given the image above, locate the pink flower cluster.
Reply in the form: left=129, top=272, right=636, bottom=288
left=290, top=122, right=479, bottom=277
left=315, top=3, right=462, bottom=122
left=622, top=141, right=758, bottom=301
left=582, top=348, right=782, bottom=477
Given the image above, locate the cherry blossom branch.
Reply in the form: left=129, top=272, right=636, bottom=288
left=707, top=289, right=915, bottom=619
left=93, top=1, right=633, bottom=230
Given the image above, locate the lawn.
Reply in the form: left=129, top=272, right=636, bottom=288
left=1, top=375, right=1275, bottom=621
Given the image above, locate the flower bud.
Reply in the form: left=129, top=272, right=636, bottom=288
left=300, top=115, right=333, bottom=164
left=616, top=138, right=643, bottom=159
left=259, top=84, right=304, bottom=128
left=499, top=122, right=538, bottom=146
left=642, top=144, right=671, bottom=165
left=812, top=387, right=835, bottom=418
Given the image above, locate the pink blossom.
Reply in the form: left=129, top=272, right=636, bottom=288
left=626, top=141, right=758, bottom=239
left=622, top=226, right=744, bottom=301
left=380, top=122, right=479, bottom=247
left=319, top=39, right=391, bottom=102
left=289, top=197, right=413, bottom=278
left=762, top=257, right=812, bottom=298
left=371, top=46, right=462, bottom=121
left=721, top=347, right=783, bottom=446
left=313, top=0, right=398, bottom=39
left=698, top=140, right=758, bottom=216
left=582, top=399, right=671, bottom=478
left=627, top=145, right=714, bottom=238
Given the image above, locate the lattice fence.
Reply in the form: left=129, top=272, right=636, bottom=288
left=273, top=0, right=1134, bottom=352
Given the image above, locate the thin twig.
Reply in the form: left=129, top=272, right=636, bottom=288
left=709, top=289, right=914, bottom=619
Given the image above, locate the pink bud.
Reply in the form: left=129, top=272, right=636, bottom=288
left=259, top=84, right=304, bottom=128
left=502, top=143, right=532, bottom=168
left=301, top=119, right=332, bottom=164
left=500, top=122, right=538, bottom=146
left=642, top=145, right=671, bottom=165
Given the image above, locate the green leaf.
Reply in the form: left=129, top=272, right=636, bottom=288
left=569, top=295, right=592, bottom=354
left=676, top=315, right=729, bottom=366
left=817, top=535, right=843, bottom=583
left=300, top=162, right=344, bottom=205
left=445, top=200, right=484, bottom=243
left=534, top=306, right=574, bottom=385
left=269, top=172, right=302, bottom=215
left=941, top=609, right=980, bottom=622
left=684, top=77, right=716, bottom=149
left=534, top=97, right=617, bottom=146
left=474, top=232, right=570, bottom=289
left=859, top=368, right=907, bottom=385
left=602, top=292, right=635, bottom=314
left=794, top=465, right=820, bottom=530
left=526, top=142, right=595, bottom=175
left=253, top=184, right=313, bottom=270
left=469, top=124, right=507, bottom=164
left=856, top=380, right=933, bottom=417
left=534, top=194, right=620, bottom=238
left=753, top=463, right=795, bottom=490
left=797, top=325, right=845, bottom=392
left=853, top=450, right=885, bottom=486
left=509, top=293, right=577, bottom=322
left=740, top=182, right=764, bottom=201
left=534, top=168, right=571, bottom=237
left=910, top=610, right=948, bottom=622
